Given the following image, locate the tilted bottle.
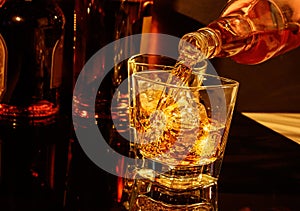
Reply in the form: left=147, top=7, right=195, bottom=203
left=0, top=0, right=69, bottom=210
left=179, top=0, right=300, bottom=65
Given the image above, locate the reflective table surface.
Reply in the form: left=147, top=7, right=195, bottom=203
left=1, top=112, right=300, bottom=211
left=66, top=112, right=300, bottom=211
left=218, top=112, right=300, bottom=210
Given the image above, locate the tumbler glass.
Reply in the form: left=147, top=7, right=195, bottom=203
left=127, top=54, right=239, bottom=210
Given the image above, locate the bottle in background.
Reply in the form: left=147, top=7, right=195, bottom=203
left=72, top=0, right=156, bottom=120
left=0, top=0, right=70, bottom=210
left=67, top=1, right=161, bottom=210
left=179, top=0, right=300, bottom=65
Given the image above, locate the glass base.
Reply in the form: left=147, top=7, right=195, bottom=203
left=128, top=165, right=219, bottom=211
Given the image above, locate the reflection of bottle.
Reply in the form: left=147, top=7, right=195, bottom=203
left=0, top=0, right=69, bottom=210
left=179, top=0, right=300, bottom=65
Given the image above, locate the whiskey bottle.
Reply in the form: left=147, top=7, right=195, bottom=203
left=0, top=0, right=65, bottom=122
left=0, top=0, right=69, bottom=210
left=179, top=0, right=300, bottom=65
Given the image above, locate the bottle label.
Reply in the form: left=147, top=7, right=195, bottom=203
left=50, top=37, right=64, bottom=88
left=0, top=34, right=7, bottom=100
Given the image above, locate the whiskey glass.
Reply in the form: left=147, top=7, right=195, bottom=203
left=127, top=54, right=239, bottom=210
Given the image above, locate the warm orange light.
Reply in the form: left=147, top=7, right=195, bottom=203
left=49, top=146, right=56, bottom=189
left=116, top=157, right=125, bottom=202
left=12, top=16, right=24, bottom=22
left=117, top=177, right=123, bottom=203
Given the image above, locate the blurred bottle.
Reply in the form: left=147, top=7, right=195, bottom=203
left=179, top=0, right=300, bottom=65
left=72, top=0, right=156, bottom=120
left=67, top=0, right=161, bottom=210
left=0, top=0, right=69, bottom=210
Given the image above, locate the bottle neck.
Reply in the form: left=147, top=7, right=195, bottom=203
left=178, top=27, right=222, bottom=64
left=179, top=13, right=255, bottom=63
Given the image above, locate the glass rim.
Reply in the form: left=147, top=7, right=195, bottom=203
left=133, top=70, right=239, bottom=90
left=128, top=54, right=175, bottom=69
left=128, top=53, right=207, bottom=66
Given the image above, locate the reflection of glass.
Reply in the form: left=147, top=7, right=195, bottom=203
left=128, top=54, right=239, bottom=210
